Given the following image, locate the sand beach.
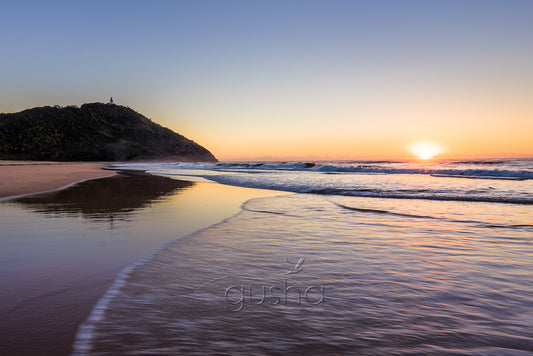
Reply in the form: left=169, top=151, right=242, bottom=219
left=0, top=162, right=116, bottom=199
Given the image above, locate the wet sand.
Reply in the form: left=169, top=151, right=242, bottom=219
left=0, top=161, right=115, bottom=199
left=0, top=174, right=284, bottom=355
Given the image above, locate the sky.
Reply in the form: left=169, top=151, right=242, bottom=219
left=1, top=0, right=532, bottom=160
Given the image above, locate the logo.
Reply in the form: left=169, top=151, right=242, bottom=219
left=192, top=257, right=325, bottom=312
left=284, top=257, right=304, bottom=275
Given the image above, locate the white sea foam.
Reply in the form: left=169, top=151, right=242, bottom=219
left=112, top=159, right=533, bottom=204
left=112, top=158, right=533, bottom=179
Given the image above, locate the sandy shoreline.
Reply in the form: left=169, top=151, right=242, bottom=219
left=0, top=161, right=116, bottom=199
left=0, top=173, right=284, bottom=355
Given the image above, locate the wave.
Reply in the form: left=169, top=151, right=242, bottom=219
left=315, top=166, right=532, bottom=180
left=430, top=173, right=528, bottom=180
left=311, top=189, right=533, bottom=205
left=333, top=203, right=440, bottom=220
left=162, top=161, right=533, bottom=180
left=201, top=176, right=533, bottom=205
left=450, top=160, right=509, bottom=165
left=110, top=159, right=533, bottom=205
left=333, top=203, right=533, bottom=231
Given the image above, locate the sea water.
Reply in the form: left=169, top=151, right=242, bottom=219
left=75, top=159, right=533, bottom=355
left=0, top=174, right=281, bottom=355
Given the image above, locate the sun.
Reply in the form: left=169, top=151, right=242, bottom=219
left=409, top=141, right=444, bottom=161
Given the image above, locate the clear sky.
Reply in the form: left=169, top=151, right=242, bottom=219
left=1, top=0, right=532, bottom=160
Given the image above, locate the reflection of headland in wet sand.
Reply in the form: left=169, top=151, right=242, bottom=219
left=10, top=171, right=194, bottom=222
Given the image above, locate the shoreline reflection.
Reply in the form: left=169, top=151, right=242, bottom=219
left=8, top=172, right=194, bottom=223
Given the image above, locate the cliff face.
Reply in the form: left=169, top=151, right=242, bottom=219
left=0, top=103, right=217, bottom=162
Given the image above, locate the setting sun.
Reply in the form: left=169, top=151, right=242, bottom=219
left=409, top=141, right=444, bottom=160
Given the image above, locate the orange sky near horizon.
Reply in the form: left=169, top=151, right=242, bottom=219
left=157, top=86, right=532, bottom=161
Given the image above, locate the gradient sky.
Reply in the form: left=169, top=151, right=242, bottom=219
left=1, top=0, right=532, bottom=160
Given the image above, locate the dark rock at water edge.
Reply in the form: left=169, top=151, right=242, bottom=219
left=0, top=103, right=217, bottom=162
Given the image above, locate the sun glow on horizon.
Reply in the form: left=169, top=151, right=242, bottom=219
left=409, top=141, right=444, bottom=161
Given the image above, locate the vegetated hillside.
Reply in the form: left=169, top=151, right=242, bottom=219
left=0, top=103, right=217, bottom=162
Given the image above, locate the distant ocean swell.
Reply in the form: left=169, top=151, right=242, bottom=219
left=236, top=164, right=532, bottom=180
left=152, top=159, right=533, bottom=180
left=109, top=159, right=533, bottom=205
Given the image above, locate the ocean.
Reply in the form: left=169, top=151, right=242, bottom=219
left=72, top=158, right=533, bottom=355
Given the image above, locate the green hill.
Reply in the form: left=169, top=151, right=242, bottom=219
left=0, top=103, right=217, bottom=162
